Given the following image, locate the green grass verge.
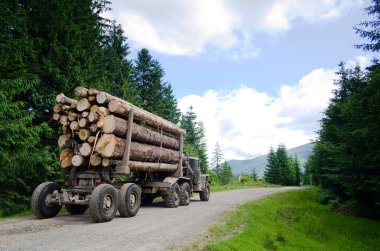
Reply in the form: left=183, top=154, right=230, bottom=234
left=211, top=181, right=278, bottom=192
left=197, top=188, right=380, bottom=251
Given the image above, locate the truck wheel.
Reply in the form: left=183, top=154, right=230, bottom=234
left=89, top=184, right=118, bottom=223
left=65, top=204, right=88, bottom=214
left=141, top=194, right=155, bottom=206
left=118, top=183, right=141, bottom=217
left=179, top=182, right=191, bottom=206
left=200, top=182, right=210, bottom=201
left=31, top=182, right=62, bottom=219
left=164, top=183, right=180, bottom=208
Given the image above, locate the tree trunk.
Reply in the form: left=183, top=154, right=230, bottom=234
left=56, top=93, right=77, bottom=106
left=108, top=99, right=184, bottom=136
left=74, top=86, right=88, bottom=97
left=95, top=134, right=180, bottom=162
left=129, top=161, right=178, bottom=172
left=78, top=118, right=89, bottom=128
left=101, top=115, right=179, bottom=150
left=79, top=129, right=92, bottom=141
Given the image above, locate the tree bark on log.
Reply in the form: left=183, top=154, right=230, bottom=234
left=129, top=161, right=178, bottom=172
left=108, top=99, right=185, bottom=135
left=95, top=134, right=180, bottom=162
left=59, top=148, right=74, bottom=168
left=101, top=115, right=179, bottom=150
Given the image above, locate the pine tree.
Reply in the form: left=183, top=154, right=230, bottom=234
left=180, top=107, right=208, bottom=173
left=292, top=155, right=302, bottom=186
left=211, top=142, right=224, bottom=175
left=219, top=162, right=233, bottom=185
left=354, top=0, right=380, bottom=52
left=264, top=147, right=279, bottom=184
left=133, top=48, right=180, bottom=123
left=276, top=144, right=292, bottom=185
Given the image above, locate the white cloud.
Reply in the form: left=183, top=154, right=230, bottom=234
left=178, top=67, right=337, bottom=161
left=108, top=0, right=364, bottom=57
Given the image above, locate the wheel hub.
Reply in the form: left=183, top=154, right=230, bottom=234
left=129, top=193, right=136, bottom=207
left=103, top=195, right=113, bottom=212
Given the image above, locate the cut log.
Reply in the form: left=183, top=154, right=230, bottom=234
left=88, top=87, right=99, bottom=96
left=108, top=99, right=185, bottom=135
left=59, top=148, right=74, bottom=168
left=90, top=154, right=102, bottom=167
left=58, top=135, right=78, bottom=149
left=59, top=115, right=68, bottom=126
left=96, top=116, right=105, bottom=128
left=76, top=98, right=91, bottom=112
left=53, top=113, right=60, bottom=121
left=96, top=91, right=113, bottom=105
left=88, top=95, right=96, bottom=103
left=82, top=111, right=89, bottom=118
left=78, top=118, right=89, bottom=128
left=67, top=112, right=81, bottom=122
left=95, top=134, right=180, bottom=162
left=74, top=86, right=88, bottom=97
left=70, top=121, right=79, bottom=131
left=62, top=124, right=69, bottom=131
left=79, top=129, right=91, bottom=141
left=101, top=115, right=179, bottom=150
left=129, top=161, right=177, bottom=172
left=79, top=142, right=92, bottom=157
left=101, top=157, right=111, bottom=167
left=88, top=136, right=96, bottom=144
left=97, top=107, right=109, bottom=117
left=72, top=155, right=88, bottom=167
left=90, top=123, right=98, bottom=133
left=90, top=105, right=99, bottom=113
left=56, top=93, right=77, bottom=106
left=53, top=104, right=61, bottom=113
left=88, top=112, right=99, bottom=123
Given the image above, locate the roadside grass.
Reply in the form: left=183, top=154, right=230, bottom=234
left=0, top=210, right=33, bottom=221
left=211, top=180, right=278, bottom=192
left=192, top=188, right=380, bottom=251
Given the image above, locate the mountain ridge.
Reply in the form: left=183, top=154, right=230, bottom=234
left=227, top=142, right=314, bottom=177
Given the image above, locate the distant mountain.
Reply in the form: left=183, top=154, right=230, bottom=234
left=228, top=142, right=314, bottom=178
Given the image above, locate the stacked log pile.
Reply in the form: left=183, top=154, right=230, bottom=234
left=54, top=87, right=185, bottom=173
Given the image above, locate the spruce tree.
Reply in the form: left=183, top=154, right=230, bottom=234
left=264, top=147, right=279, bottom=184
left=211, top=142, right=224, bottom=175
left=276, top=144, right=291, bottom=185
left=180, top=107, right=208, bottom=173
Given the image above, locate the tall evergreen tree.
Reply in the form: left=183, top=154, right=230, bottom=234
left=264, top=147, right=279, bottom=184
left=211, top=142, right=224, bottom=175
left=354, top=0, right=380, bottom=51
left=133, top=48, right=180, bottom=123
left=276, top=144, right=292, bottom=185
left=219, top=162, right=234, bottom=185
left=180, top=107, right=208, bottom=173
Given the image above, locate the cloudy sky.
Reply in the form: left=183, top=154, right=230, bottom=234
left=106, top=0, right=374, bottom=160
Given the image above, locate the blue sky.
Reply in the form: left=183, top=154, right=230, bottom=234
left=106, top=0, right=375, bottom=161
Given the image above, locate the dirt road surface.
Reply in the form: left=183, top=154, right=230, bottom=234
left=0, top=187, right=301, bottom=251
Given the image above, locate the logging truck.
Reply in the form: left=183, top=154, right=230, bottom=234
left=31, top=87, right=210, bottom=223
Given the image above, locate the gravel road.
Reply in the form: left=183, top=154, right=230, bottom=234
left=0, top=187, right=301, bottom=251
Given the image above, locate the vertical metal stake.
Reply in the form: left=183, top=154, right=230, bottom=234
left=121, top=108, right=134, bottom=174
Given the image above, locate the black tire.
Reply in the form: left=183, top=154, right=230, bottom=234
left=200, top=182, right=210, bottom=201
left=65, top=204, right=89, bottom=215
left=179, top=182, right=191, bottom=206
left=141, top=194, right=155, bottom=206
left=118, top=183, right=141, bottom=217
left=89, top=184, right=118, bottom=223
left=31, top=182, right=62, bottom=219
left=164, top=183, right=180, bottom=208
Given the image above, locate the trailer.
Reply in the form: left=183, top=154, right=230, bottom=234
left=31, top=88, right=210, bottom=223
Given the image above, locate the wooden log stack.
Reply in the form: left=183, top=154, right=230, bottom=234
left=54, top=86, right=185, bottom=173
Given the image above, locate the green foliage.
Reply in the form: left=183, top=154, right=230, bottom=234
left=211, top=142, right=223, bottom=175
left=180, top=107, right=208, bottom=173
left=219, top=162, right=234, bottom=185
left=264, top=145, right=301, bottom=186
left=354, top=0, right=380, bottom=51
left=203, top=189, right=380, bottom=251
left=206, top=169, right=220, bottom=185
left=307, top=62, right=380, bottom=217
left=132, top=48, right=180, bottom=123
